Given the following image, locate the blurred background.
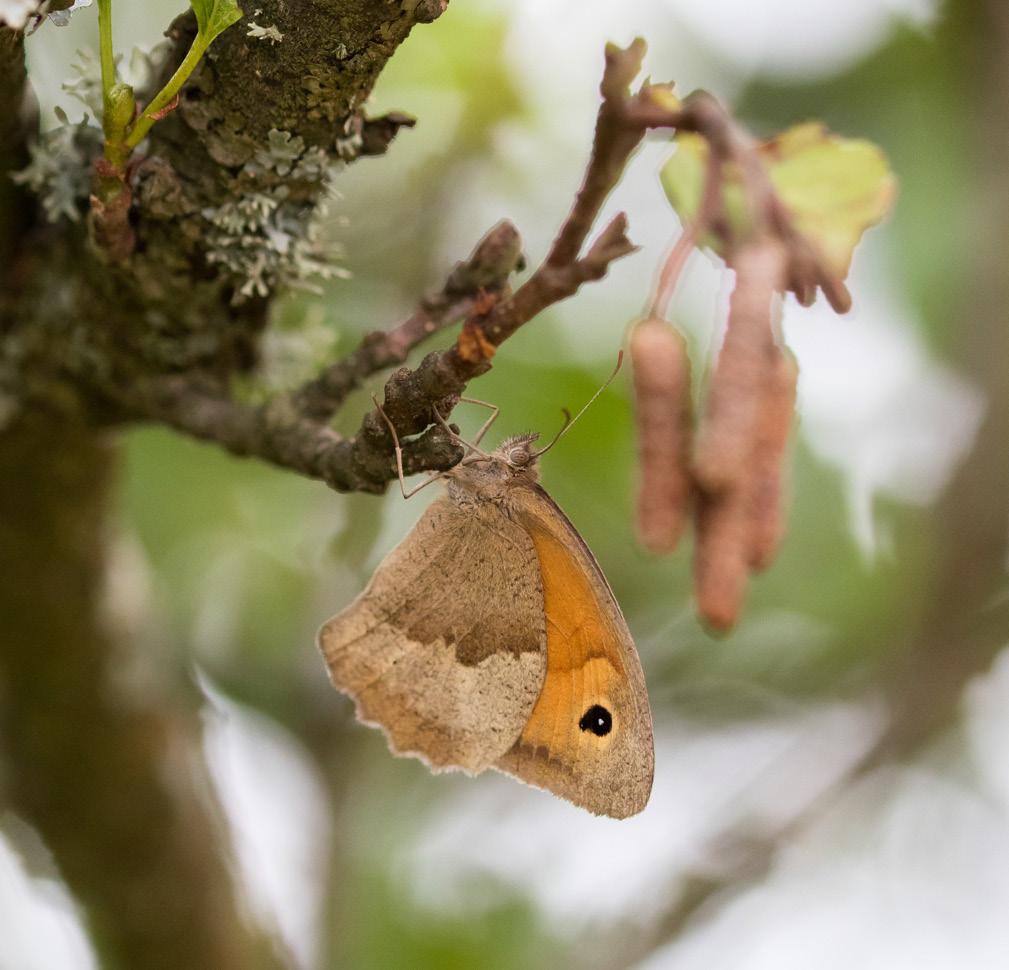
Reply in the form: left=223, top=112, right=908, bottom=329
left=6, top=0, right=1009, bottom=967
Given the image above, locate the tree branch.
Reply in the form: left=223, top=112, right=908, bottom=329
left=120, top=41, right=662, bottom=492
left=2, top=1, right=452, bottom=434
left=293, top=219, right=524, bottom=421
left=0, top=415, right=284, bottom=969
left=130, top=373, right=463, bottom=494
left=547, top=39, right=650, bottom=267
left=328, top=43, right=664, bottom=488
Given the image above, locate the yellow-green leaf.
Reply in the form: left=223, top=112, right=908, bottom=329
left=659, top=132, right=753, bottom=248
left=767, top=122, right=897, bottom=278
left=191, top=0, right=243, bottom=45
left=660, top=122, right=897, bottom=279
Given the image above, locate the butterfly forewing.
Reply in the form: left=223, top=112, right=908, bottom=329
left=318, top=495, right=547, bottom=774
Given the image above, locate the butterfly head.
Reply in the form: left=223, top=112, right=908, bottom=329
left=449, top=433, right=543, bottom=498
left=496, top=433, right=542, bottom=471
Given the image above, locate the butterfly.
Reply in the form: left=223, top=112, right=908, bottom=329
left=318, top=370, right=654, bottom=818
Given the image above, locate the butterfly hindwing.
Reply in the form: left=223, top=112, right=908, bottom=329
left=495, top=484, right=655, bottom=818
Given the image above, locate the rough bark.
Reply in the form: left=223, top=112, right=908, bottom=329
left=0, top=416, right=282, bottom=969
left=0, top=12, right=651, bottom=961
left=2, top=1, right=452, bottom=447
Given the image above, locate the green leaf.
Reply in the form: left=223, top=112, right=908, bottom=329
left=767, top=123, right=897, bottom=278
left=190, top=0, right=243, bottom=44
left=660, top=122, right=897, bottom=279
left=660, top=132, right=754, bottom=248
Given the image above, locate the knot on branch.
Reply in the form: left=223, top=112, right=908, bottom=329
left=360, top=112, right=417, bottom=157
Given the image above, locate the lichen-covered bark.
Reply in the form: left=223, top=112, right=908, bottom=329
left=0, top=5, right=447, bottom=963
left=3, top=1, right=441, bottom=433
left=0, top=16, right=651, bottom=961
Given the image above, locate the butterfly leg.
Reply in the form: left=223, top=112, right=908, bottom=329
left=372, top=395, right=443, bottom=499
left=431, top=404, right=493, bottom=460
left=458, top=397, right=500, bottom=447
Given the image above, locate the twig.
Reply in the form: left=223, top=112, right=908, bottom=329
left=130, top=375, right=464, bottom=494
left=547, top=39, right=651, bottom=267
left=293, top=220, right=523, bottom=421
left=142, top=42, right=656, bottom=493
left=129, top=39, right=835, bottom=494
left=340, top=43, right=671, bottom=475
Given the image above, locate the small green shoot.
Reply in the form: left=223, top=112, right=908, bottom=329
left=96, top=0, right=244, bottom=166
left=125, top=0, right=243, bottom=151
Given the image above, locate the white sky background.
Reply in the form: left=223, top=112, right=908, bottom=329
left=9, top=1, right=1007, bottom=969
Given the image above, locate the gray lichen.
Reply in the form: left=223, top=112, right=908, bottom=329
left=245, top=128, right=329, bottom=180
left=60, top=48, right=104, bottom=116
left=60, top=43, right=170, bottom=119
left=201, top=127, right=351, bottom=302
left=334, top=115, right=364, bottom=161
left=203, top=188, right=349, bottom=303
left=13, top=41, right=175, bottom=226
left=45, top=0, right=93, bottom=27
left=11, top=114, right=101, bottom=223
left=247, top=20, right=283, bottom=44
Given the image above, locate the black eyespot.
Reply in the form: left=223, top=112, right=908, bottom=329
left=579, top=704, right=612, bottom=737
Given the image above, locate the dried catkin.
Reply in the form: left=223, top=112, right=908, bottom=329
left=693, top=485, right=750, bottom=632
left=693, top=238, right=788, bottom=493
left=747, top=347, right=799, bottom=571
left=630, top=317, right=693, bottom=553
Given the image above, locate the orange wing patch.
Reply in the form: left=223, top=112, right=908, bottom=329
left=495, top=485, right=654, bottom=817
left=509, top=522, right=625, bottom=765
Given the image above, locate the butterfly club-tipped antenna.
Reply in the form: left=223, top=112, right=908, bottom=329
left=531, top=351, right=624, bottom=460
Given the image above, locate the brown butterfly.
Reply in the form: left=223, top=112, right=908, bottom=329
left=318, top=367, right=654, bottom=818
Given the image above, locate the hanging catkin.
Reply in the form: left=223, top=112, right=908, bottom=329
left=630, top=317, right=693, bottom=553
left=746, top=347, right=798, bottom=571
left=693, top=238, right=788, bottom=493
left=693, top=485, right=750, bottom=632
left=690, top=236, right=788, bottom=631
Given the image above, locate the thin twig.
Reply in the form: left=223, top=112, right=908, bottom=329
left=275, top=43, right=657, bottom=492
left=128, top=374, right=464, bottom=494
left=548, top=39, right=650, bottom=267
left=293, top=220, right=523, bottom=421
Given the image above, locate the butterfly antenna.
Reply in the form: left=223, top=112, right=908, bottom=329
left=531, top=351, right=624, bottom=459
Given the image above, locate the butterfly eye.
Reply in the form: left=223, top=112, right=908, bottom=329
left=507, top=447, right=530, bottom=467
left=579, top=704, right=612, bottom=737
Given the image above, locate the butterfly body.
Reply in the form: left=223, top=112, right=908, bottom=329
left=319, top=434, right=654, bottom=818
